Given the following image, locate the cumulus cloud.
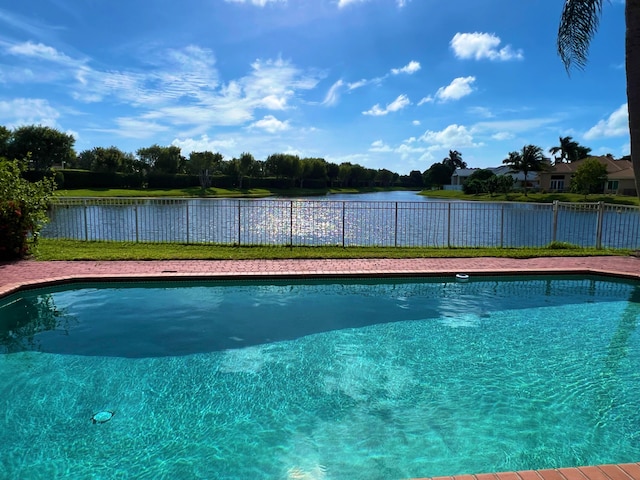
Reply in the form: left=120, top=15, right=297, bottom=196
left=584, top=104, right=629, bottom=139
left=419, top=124, right=478, bottom=148
left=172, top=135, right=237, bottom=155
left=363, top=94, right=410, bottom=116
left=391, top=61, right=421, bottom=75
left=370, top=140, right=392, bottom=152
left=0, top=98, right=61, bottom=128
left=251, top=115, right=290, bottom=133
left=450, top=32, right=523, bottom=61
left=434, top=76, right=476, bottom=102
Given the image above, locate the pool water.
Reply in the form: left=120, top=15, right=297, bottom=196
left=1, top=276, right=639, bottom=479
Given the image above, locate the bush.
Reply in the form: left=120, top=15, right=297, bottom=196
left=0, top=159, right=56, bottom=259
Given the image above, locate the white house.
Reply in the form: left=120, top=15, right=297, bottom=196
left=448, top=166, right=541, bottom=191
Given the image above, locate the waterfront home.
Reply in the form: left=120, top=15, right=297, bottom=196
left=449, top=166, right=541, bottom=191
left=538, top=156, right=637, bottom=196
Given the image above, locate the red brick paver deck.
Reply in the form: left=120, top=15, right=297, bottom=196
left=1, top=255, right=639, bottom=297
left=1, top=255, right=640, bottom=480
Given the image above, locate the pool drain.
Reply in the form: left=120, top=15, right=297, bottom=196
left=91, top=411, right=115, bottom=424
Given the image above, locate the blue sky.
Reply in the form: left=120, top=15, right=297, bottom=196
left=0, top=0, right=628, bottom=174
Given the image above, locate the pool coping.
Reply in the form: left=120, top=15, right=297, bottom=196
left=1, top=255, right=640, bottom=480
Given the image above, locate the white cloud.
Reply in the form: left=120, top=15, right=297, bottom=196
left=450, top=32, right=523, bottom=61
left=172, top=135, right=237, bottom=155
left=491, top=132, right=514, bottom=141
left=250, top=114, right=290, bottom=133
left=323, top=79, right=344, bottom=106
left=418, top=96, right=433, bottom=106
left=338, top=0, right=370, bottom=7
left=435, top=76, right=476, bottom=102
left=0, top=98, right=61, bottom=128
left=419, top=124, right=478, bottom=148
left=363, top=94, right=410, bottom=116
left=391, top=61, right=421, bottom=75
left=6, top=41, right=79, bottom=66
left=412, top=120, right=421, bottom=126
left=370, top=140, right=392, bottom=152
left=584, top=104, right=629, bottom=139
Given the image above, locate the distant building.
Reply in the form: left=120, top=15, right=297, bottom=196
left=538, top=156, right=636, bottom=196
left=449, top=166, right=541, bottom=191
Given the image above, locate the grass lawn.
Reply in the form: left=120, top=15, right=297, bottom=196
left=33, top=239, right=631, bottom=261
left=53, top=186, right=410, bottom=198
left=420, top=189, right=640, bottom=205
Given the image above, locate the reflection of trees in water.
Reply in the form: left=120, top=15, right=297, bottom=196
left=0, top=294, right=74, bottom=353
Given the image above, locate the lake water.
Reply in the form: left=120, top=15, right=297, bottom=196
left=42, top=192, right=640, bottom=249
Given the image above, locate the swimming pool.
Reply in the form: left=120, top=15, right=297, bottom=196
left=1, top=275, right=639, bottom=479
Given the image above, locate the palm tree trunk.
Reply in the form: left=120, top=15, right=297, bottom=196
left=627, top=1, right=640, bottom=200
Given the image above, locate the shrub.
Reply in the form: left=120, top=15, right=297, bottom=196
left=0, top=159, right=56, bottom=259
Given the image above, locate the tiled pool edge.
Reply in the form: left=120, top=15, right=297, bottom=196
left=412, top=463, right=640, bottom=480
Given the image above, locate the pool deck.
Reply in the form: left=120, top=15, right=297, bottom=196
left=1, top=255, right=640, bottom=480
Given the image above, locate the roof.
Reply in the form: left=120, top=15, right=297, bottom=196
left=547, top=156, right=635, bottom=176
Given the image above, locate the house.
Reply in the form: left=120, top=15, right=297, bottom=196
left=538, top=156, right=637, bottom=196
left=448, top=166, right=540, bottom=191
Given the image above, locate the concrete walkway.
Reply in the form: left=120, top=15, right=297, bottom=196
left=1, top=255, right=640, bottom=480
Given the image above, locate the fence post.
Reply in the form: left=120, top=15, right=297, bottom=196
left=552, top=200, right=559, bottom=243
left=186, top=202, right=190, bottom=244
left=83, top=199, right=89, bottom=241
left=447, top=202, right=452, bottom=248
left=237, top=200, right=241, bottom=246
left=342, top=201, right=346, bottom=248
left=394, top=202, right=398, bottom=247
left=595, top=201, right=605, bottom=249
left=135, top=204, right=139, bottom=243
left=290, top=200, right=294, bottom=246
left=500, top=203, right=505, bottom=248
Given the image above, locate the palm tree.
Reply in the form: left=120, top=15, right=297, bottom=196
left=549, top=136, right=592, bottom=164
left=503, top=144, right=548, bottom=196
left=557, top=0, right=640, bottom=199
left=442, top=150, right=467, bottom=171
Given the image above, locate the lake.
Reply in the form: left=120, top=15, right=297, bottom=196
left=42, top=192, right=640, bottom=249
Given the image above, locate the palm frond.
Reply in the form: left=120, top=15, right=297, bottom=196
left=557, top=0, right=604, bottom=72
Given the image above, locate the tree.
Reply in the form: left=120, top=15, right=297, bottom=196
left=558, top=0, right=640, bottom=200
left=423, top=162, right=453, bottom=188
left=237, top=152, right=255, bottom=189
left=549, top=136, right=592, bottom=163
left=8, top=125, right=76, bottom=171
left=442, top=150, right=467, bottom=171
left=462, top=169, right=494, bottom=195
left=0, top=158, right=56, bottom=259
left=571, top=157, right=608, bottom=198
left=503, top=144, right=549, bottom=196
left=0, top=126, right=10, bottom=158
left=137, top=145, right=183, bottom=174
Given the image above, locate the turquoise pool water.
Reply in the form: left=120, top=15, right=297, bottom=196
left=1, top=276, right=639, bottom=479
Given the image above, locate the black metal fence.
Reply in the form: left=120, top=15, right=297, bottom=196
left=42, top=198, right=640, bottom=249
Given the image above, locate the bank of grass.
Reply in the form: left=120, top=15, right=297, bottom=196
left=420, top=189, right=640, bottom=205
left=53, top=186, right=408, bottom=198
left=33, top=239, right=630, bottom=261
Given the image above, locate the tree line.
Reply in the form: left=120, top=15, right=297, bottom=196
left=1, top=125, right=606, bottom=193
left=0, top=125, right=429, bottom=190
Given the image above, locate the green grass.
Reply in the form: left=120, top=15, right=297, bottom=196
left=53, top=186, right=413, bottom=198
left=32, top=239, right=630, bottom=261
left=420, top=189, right=640, bottom=205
